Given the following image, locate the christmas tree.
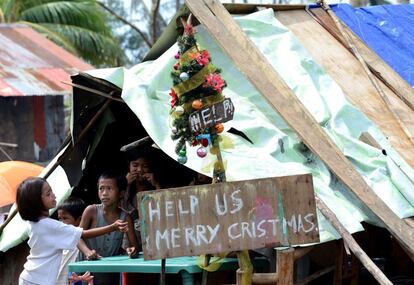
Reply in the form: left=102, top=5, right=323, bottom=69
left=168, top=14, right=231, bottom=181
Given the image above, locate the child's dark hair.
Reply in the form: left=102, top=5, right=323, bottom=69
left=98, top=170, right=127, bottom=192
left=16, top=177, right=48, bottom=222
left=57, top=197, right=86, bottom=220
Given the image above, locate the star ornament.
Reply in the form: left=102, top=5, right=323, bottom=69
left=181, top=14, right=194, bottom=36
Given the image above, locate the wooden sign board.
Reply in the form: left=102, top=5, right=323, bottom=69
left=138, top=174, right=319, bottom=260
left=189, top=98, right=234, bottom=132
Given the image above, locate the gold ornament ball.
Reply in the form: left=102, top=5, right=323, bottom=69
left=192, top=100, right=203, bottom=110
left=215, top=123, right=224, bottom=133
left=210, top=146, right=218, bottom=155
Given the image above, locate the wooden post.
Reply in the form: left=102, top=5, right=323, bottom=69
left=333, top=240, right=344, bottom=285
left=276, top=248, right=295, bottom=285
left=160, top=258, right=166, bottom=285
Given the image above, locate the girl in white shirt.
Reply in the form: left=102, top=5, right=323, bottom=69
left=16, top=177, right=129, bottom=285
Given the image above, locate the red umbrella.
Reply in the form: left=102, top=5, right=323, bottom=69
left=0, top=161, right=44, bottom=207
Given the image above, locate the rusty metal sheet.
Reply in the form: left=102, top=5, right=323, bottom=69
left=0, top=78, right=21, bottom=96
left=138, top=174, right=319, bottom=260
left=0, top=24, right=93, bottom=97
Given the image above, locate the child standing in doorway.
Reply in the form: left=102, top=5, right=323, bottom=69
left=16, top=177, right=128, bottom=285
left=80, top=171, right=138, bottom=285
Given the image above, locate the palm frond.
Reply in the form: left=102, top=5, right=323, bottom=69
left=1, top=0, right=21, bottom=22
left=19, top=20, right=78, bottom=55
left=20, top=1, right=111, bottom=35
left=40, top=23, right=124, bottom=66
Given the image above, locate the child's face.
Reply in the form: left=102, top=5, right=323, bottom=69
left=129, top=157, right=152, bottom=182
left=98, top=178, right=120, bottom=206
left=41, top=182, right=56, bottom=210
left=58, top=209, right=79, bottom=226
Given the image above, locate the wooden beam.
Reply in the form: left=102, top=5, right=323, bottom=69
left=316, top=197, right=393, bottom=285
left=251, top=272, right=278, bottom=284
left=185, top=0, right=414, bottom=256
left=295, top=266, right=335, bottom=285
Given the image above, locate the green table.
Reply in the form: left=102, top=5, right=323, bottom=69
left=68, top=254, right=267, bottom=285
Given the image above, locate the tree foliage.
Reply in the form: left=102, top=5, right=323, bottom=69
left=0, top=0, right=125, bottom=67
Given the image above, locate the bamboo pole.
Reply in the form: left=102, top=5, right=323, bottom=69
left=315, top=197, right=393, bottom=285
left=61, top=82, right=125, bottom=103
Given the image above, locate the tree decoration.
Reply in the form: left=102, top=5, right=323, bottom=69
left=168, top=13, right=231, bottom=179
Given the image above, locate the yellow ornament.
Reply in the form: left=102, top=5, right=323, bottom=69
left=215, top=123, right=224, bottom=133
left=214, top=161, right=224, bottom=171
left=192, top=99, right=203, bottom=110
left=210, top=146, right=218, bottom=155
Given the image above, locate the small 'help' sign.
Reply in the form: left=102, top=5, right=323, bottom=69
left=189, top=98, right=234, bottom=132
left=138, top=174, right=319, bottom=260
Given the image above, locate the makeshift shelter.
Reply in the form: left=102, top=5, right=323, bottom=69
left=1, top=2, right=414, bottom=284
left=0, top=23, right=93, bottom=163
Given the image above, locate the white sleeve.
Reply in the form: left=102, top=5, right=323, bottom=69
left=48, top=219, right=83, bottom=250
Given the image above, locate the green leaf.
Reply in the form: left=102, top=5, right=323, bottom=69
left=40, top=23, right=123, bottom=66
left=20, top=1, right=110, bottom=35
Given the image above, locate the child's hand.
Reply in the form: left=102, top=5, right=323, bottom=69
left=85, top=249, right=102, bottom=260
left=126, top=246, right=138, bottom=258
left=143, top=173, right=160, bottom=189
left=70, top=271, right=94, bottom=285
left=126, top=172, right=137, bottom=185
left=112, top=220, right=128, bottom=233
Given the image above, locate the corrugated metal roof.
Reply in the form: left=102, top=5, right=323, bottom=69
left=0, top=24, right=94, bottom=96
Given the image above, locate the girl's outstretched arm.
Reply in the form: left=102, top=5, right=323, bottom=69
left=81, top=219, right=128, bottom=239
left=77, top=239, right=102, bottom=260
left=79, top=205, right=128, bottom=239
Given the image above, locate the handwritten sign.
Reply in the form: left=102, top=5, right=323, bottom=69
left=189, top=98, right=234, bottom=132
left=138, top=174, right=319, bottom=260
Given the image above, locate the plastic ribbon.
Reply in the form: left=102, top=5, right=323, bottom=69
left=173, top=64, right=216, bottom=97
left=196, top=134, right=212, bottom=145
left=196, top=253, right=228, bottom=272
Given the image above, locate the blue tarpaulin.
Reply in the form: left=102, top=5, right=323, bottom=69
left=331, top=4, right=414, bottom=86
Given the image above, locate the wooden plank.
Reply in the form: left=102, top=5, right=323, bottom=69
left=185, top=0, right=414, bottom=256
left=277, top=10, right=414, bottom=168
left=138, top=174, right=319, bottom=260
